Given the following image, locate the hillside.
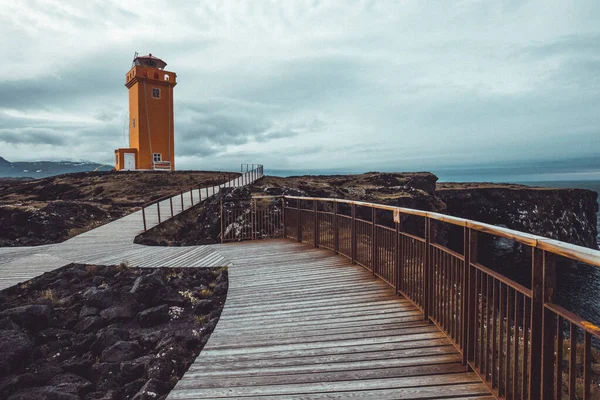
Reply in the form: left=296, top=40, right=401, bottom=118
left=0, top=171, right=238, bottom=246
left=0, top=157, right=113, bottom=178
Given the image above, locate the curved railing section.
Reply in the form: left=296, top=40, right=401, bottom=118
left=140, top=164, right=263, bottom=231
left=249, top=195, right=599, bottom=399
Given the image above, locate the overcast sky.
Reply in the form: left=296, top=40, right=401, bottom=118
left=1, top=1, right=599, bottom=172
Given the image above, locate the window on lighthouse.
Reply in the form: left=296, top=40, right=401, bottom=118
left=153, top=153, right=162, bottom=162
left=152, top=88, right=160, bottom=99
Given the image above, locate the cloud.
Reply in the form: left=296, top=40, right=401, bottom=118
left=0, top=0, right=599, bottom=172
left=0, top=128, right=67, bottom=146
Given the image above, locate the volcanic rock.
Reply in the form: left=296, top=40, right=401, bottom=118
left=193, top=300, right=214, bottom=315
left=73, top=316, right=104, bottom=333
left=101, top=340, right=141, bottom=363
left=137, top=305, right=170, bottom=327
left=7, top=387, right=79, bottom=400
left=0, top=330, right=33, bottom=375
left=81, top=287, right=119, bottom=309
left=0, top=304, right=52, bottom=331
left=48, top=373, right=94, bottom=396
left=132, top=378, right=170, bottom=400
left=99, top=303, right=137, bottom=323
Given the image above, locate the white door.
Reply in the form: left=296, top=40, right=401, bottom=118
left=124, top=153, right=135, bottom=170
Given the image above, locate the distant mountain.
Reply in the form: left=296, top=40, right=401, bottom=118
left=0, top=157, right=114, bottom=178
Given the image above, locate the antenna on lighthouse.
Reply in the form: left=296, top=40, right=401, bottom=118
left=131, top=51, right=138, bottom=67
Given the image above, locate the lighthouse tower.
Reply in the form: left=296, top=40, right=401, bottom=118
left=115, top=54, right=177, bottom=171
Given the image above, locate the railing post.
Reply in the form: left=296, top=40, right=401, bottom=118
left=199, top=186, right=202, bottom=203
left=180, top=190, right=184, bottom=210
left=371, top=207, right=376, bottom=276
left=463, top=227, right=477, bottom=366
left=529, top=248, right=544, bottom=400
left=220, top=199, right=223, bottom=243
left=313, top=200, right=318, bottom=248
left=169, top=197, right=173, bottom=217
left=423, top=217, right=431, bottom=320
left=333, top=201, right=339, bottom=254
left=395, top=213, right=400, bottom=294
left=281, top=197, right=286, bottom=238
left=297, top=201, right=302, bottom=242
left=351, top=203, right=356, bottom=264
left=190, top=189, right=194, bottom=206
left=142, top=206, right=147, bottom=232
left=157, top=202, right=161, bottom=224
left=251, top=198, right=256, bottom=241
left=540, top=251, right=557, bottom=399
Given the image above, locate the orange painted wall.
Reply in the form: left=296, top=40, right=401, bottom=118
left=124, top=65, right=177, bottom=170
left=114, top=148, right=138, bottom=170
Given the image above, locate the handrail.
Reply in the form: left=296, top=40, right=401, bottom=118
left=276, top=195, right=598, bottom=266
left=266, top=194, right=600, bottom=399
left=140, top=164, right=263, bottom=231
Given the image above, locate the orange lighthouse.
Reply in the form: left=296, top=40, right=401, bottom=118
left=114, top=53, right=177, bottom=171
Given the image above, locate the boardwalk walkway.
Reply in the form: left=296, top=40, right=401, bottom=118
left=0, top=176, right=492, bottom=398
left=0, top=181, right=239, bottom=289
left=169, top=240, right=492, bottom=399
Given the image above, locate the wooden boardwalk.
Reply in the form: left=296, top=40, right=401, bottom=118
left=169, top=240, right=493, bottom=399
left=0, top=172, right=493, bottom=398
left=0, top=182, right=238, bottom=290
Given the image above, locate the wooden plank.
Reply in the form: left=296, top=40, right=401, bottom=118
left=169, top=240, right=491, bottom=399
left=197, top=338, right=454, bottom=364
left=180, top=362, right=469, bottom=388
left=169, top=372, right=484, bottom=397
left=188, top=354, right=464, bottom=378
left=208, top=323, right=436, bottom=345
left=188, top=385, right=493, bottom=400
left=193, top=344, right=458, bottom=370
left=208, top=325, right=441, bottom=349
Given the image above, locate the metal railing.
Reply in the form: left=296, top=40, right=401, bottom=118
left=140, top=164, right=263, bottom=232
left=152, top=161, right=172, bottom=170
left=248, top=195, right=600, bottom=400
left=220, top=197, right=283, bottom=242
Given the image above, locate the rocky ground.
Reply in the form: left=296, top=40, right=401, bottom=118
left=134, top=171, right=443, bottom=246
left=135, top=172, right=598, bottom=250
left=0, top=171, right=239, bottom=247
left=0, top=263, right=228, bottom=400
left=437, top=182, right=599, bottom=249
left=134, top=186, right=240, bottom=247
left=254, top=172, right=444, bottom=211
